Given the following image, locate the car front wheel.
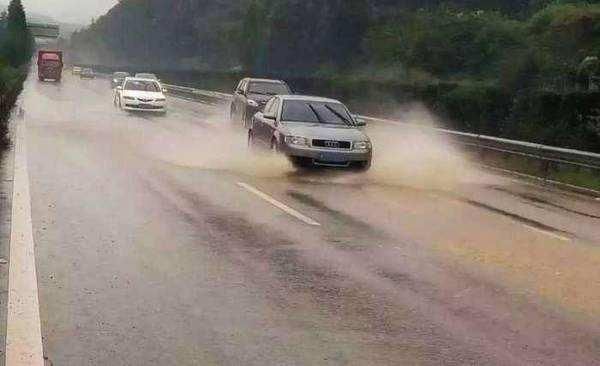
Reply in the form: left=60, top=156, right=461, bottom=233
left=290, top=156, right=312, bottom=169
left=241, top=108, right=249, bottom=128
left=354, top=160, right=372, bottom=172
left=270, top=138, right=279, bottom=153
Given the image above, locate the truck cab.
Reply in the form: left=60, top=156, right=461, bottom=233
left=37, top=51, right=64, bottom=82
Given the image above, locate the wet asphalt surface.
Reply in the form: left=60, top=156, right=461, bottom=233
left=9, top=72, right=600, bottom=365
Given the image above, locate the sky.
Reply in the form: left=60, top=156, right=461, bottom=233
left=22, top=0, right=117, bottom=24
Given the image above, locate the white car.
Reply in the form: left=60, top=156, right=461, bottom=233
left=114, top=77, right=167, bottom=113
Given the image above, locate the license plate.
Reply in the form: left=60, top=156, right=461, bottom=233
left=319, top=152, right=346, bottom=163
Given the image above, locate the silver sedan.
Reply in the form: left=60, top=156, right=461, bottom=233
left=248, top=95, right=372, bottom=170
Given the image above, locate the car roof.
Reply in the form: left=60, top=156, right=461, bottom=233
left=124, top=77, right=160, bottom=82
left=277, top=95, right=341, bottom=103
left=244, top=78, right=286, bottom=84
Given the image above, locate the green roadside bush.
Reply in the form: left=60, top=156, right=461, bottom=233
left=0, top=0, right=34, bottom=148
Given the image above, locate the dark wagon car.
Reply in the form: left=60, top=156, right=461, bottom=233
left=80, top=68, right=95, bottom=79
left=111, top=72, right=130, bottom=88
left=248, top=95, right=372, bottom=170
left=231, top=78, right=292, bottom=128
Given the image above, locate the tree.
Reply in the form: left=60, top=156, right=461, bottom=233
left=331, top=0, right=369, bottom=69
left=240, top=0, right=270, bottom=73
left=2, top=0, right=33, bottom=67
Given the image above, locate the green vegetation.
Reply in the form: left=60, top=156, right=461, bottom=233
left=71, top=0, right=600, bottom=153
left=0, top=0, right=32, bottom=147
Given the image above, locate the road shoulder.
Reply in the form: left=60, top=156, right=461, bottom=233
left=0, top=106, right=18, bottom=366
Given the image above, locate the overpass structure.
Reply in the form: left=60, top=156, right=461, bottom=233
left=28, top=22, right=60, bottom=38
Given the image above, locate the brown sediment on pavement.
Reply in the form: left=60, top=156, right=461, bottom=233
left=141, top=175, right=514, bottom=365
left=449, top=194, right=573, bottom=237
left=490, top=185, right=600, bottom=219
left=286, top=190, right=381, bottom=237
left=141, top=172, right=600, bottom=365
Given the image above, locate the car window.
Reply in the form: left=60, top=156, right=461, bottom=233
left=269, top=98, right=281, bottom=117
left=247, top=82, right=290, bottom=96
left=263, top=99, right=275, bottom=114
left=281, top=101, right=352, bottom=125
left=240, top=80, right=248, bottom=93
left=136, top=73, right=158, bottom=80
left=124, top=80, right=161, bottom=92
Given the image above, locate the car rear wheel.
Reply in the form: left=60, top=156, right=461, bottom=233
left=229, top=105, right=236, bottom=123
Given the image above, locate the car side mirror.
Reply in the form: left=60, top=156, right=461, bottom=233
left=117, top=85, right=123, bottom=90
left=353, top=115, right=367, bottom=127
left=162, top=88, right=168, bottom=93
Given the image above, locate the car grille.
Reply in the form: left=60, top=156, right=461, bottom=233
left=137, top=98, right=154, bottom=102
left=126, top=104, right=162, bottom=109
left=312, top=139, right=351, bottom=149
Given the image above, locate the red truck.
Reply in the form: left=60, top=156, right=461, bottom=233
left=37, top=50, right=64, bottom=82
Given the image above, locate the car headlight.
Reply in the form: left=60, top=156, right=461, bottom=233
left=247, top=99, right=259, bottom=107
left=123, top=96, right=135, bottom=100
left=353, top=141, right=371, bottom=150
left=285, top=136, right=309, bottom=146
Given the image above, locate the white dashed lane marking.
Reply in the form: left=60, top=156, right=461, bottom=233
left=237, top=182, right=321, bottom=226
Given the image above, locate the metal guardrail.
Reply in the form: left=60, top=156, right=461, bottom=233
left=361, top=116, right=600, bottom=170
left=163, top=83, right=233, bottom=102
left=101, top=76, right=600, bottom=194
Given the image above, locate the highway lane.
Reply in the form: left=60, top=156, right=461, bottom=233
left=8, top=71, right=600, bottom=365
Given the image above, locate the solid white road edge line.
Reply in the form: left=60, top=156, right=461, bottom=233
left=523, top=224, right=571, bottom=242
left=5, top=119, right=44, bottom=365
left=237, top=182, right=321, bottom=226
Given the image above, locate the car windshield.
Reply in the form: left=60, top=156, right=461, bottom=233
left=124, top=80, right=160, bottom=92
left=44, top=61, right=61, bottom=67
left=281, top=100, right=353, bottom=125
left=248, top=82, right=290, bottom=96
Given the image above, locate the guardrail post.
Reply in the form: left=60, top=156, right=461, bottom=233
left=538, top=145, right=550, bottom=183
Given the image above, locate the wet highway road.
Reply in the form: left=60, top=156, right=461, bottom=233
left=5, top=72, right=600, bottom=365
